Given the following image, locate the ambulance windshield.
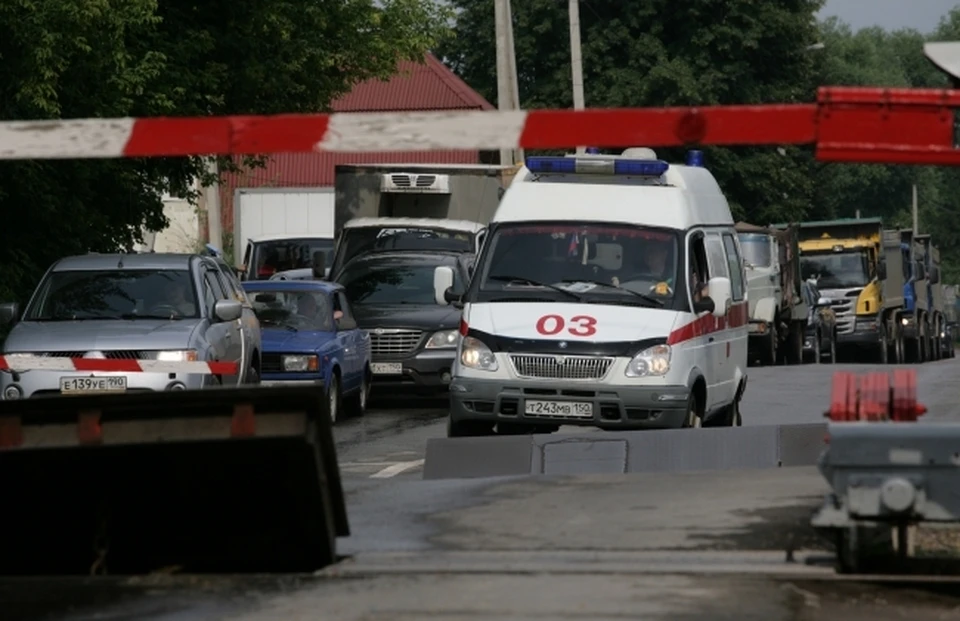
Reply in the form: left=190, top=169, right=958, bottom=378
left=477, top=223, right=679, bottom=305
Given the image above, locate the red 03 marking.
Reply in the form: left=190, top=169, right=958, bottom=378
left=534, top=314, right=598, bottom=337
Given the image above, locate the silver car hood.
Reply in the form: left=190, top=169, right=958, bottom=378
left=4, top=319, right=202, bottom=353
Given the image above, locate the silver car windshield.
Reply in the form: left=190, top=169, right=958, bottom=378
left=24, top=269, right=199, bottom=320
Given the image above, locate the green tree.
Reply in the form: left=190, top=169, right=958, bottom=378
left=0, top=0, right=451, bottom=302
left=438, top=0, right=825, bottom=222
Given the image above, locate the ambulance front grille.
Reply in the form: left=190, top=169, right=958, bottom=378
left=509, top=354, right=613, bottom=380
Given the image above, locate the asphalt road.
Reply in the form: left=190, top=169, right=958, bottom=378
left=337, top=356, right=960, bottom=482
left=5, top=357, right=960, bottom=620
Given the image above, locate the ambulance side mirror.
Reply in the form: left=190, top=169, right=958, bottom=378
left=705, top=276, right=732, bottom=319
left=434, top=266, right=456, bottom=305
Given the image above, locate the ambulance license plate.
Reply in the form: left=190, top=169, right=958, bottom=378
left=524, top=400, right=593, bottom=418
left=60, top=376, right=127, bottom=394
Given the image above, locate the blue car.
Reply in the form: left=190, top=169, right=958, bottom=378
left=241, top=280, right=371, bottom=422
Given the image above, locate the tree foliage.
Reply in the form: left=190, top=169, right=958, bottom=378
left=437, top=1, right=960, bottom=281
left=438, top=0, right=825, bottom=223
left=0, top=0, right=451, bottom=302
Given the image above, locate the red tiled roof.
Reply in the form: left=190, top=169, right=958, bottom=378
left=331, top=53, right=494, bottom=112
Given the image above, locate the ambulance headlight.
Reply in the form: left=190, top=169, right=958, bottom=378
left=625, top=344, right=671, bottom=377
left=460, top=336, right=498, bottom=372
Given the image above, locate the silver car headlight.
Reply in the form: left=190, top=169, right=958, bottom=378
left=625, top=344, right=671, bottom=378
left=459, top=336, right=498, bottom=371
left=156, top=349, right=198, bottom=362
left=283, top=354, right=318, bottom=372
left=425, top=329, right=459, bottom=349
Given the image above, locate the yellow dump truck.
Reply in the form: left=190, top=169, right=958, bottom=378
left=793, top=218, right=906, bottom=363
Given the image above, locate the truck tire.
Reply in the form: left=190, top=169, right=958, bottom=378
left=787, top=323, right=803, bottom=365
left=761, top=323, right=777, bottom=366
left=878, top=322, right=889, bottom=364
left=892, top=323, right=904, bottom=364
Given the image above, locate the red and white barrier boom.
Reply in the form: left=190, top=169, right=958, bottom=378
left=4, top=86, right=960, bottom=165
left=0, top=354, right=236, bottom=375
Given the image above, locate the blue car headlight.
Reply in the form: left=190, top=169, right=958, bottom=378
left=283, top=354, right=319, bottom=372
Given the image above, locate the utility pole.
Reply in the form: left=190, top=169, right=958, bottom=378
left=494, top=0, right=521, bottom=166
left=205, top=158, right=222, bottom=251
left=568, top=0, right=586, bottom=155
left=912, top=184, right=919, bottom=235
left=505, top=0, right=523, bottom=164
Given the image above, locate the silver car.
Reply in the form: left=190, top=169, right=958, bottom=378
left=0, top=253, right=262, bottom=399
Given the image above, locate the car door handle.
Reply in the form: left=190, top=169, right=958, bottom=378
left=708, top=337, right=715, bottom=343
left=225, top=333, right=232, bottom=340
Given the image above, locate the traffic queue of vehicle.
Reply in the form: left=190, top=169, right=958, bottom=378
left=2, top=148, right=956, bottom=437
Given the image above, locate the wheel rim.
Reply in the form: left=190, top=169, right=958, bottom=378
left=329, top=382, right=338, bottom=422
left=687, top=402, right=701, bottom=428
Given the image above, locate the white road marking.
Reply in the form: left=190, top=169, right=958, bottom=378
left=369, top=459, right=425, bottom=479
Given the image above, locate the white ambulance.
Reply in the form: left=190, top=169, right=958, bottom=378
left=432, top=149, right=749, bottom=437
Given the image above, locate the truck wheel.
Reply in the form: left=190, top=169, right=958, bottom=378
left=894, top=328, right=905, bottom=364
left=879, top=323, right=889, bottom=365
left=787, top=323, right=803, bottom=365
left=828, top=332, right=837, bottom=364
left=762, top=324, right=777, bottom=366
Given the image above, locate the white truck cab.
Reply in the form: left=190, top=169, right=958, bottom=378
left=432, top=149, right=749, bottom=437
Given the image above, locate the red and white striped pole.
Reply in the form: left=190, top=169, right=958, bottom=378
left=2, top=87, right=960, bottom=166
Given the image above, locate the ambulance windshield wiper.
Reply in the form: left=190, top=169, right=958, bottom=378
left=556, top=279, right=664, bottom=307
left=487, top=275, right=584, bottom=302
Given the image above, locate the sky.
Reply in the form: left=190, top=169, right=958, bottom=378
left=819, top=0, right=959, bottom=33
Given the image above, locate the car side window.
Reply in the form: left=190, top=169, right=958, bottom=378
left=201, top=273, right=219, bottom=316
left=214, top=265, right=246, bottom=305
left=242, top=243, right=253, bottom=278
left=688, top=232, right=709, bottom=306
left=204, top=268, right=228, bottom=299
left=334, top=291, right=358, bottom=330
left=215, top=261, right=245, bottom=300
left=721, top=233, right=745, bottom=302
left=705, top=233, right=729, bottom=281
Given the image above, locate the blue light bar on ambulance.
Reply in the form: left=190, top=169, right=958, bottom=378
left=525, top=156, right=669, bottom=176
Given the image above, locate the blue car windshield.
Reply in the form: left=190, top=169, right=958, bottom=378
left=248, top=290, right=334, bottom=331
